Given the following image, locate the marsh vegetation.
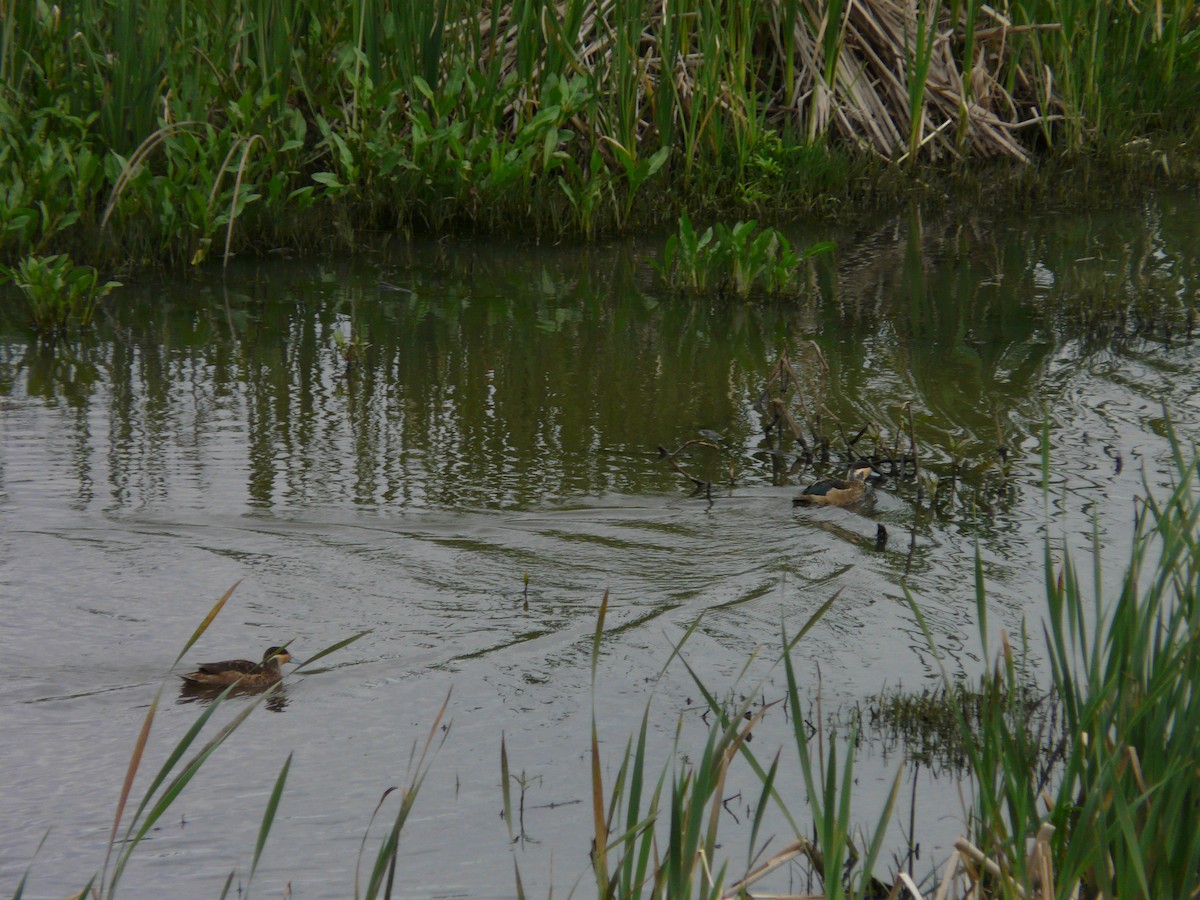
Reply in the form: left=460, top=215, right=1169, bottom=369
left=3, top=4, right=1200, bottom=892
left=3, top=0, right=1199, bottom=278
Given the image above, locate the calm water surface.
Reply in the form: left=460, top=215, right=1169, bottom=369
left=2, top=195, right=1199, bottom=897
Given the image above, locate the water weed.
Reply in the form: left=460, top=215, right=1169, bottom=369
left=654, top=213, right=835, bottom=298
left=0, top=253, right=120, bottom=332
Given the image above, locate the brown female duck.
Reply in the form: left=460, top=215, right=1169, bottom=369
left=793, top=465, right=875, bottom=507
left=179, top=646, right=294, bottom=687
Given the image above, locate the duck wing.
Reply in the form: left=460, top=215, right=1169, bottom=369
left=800, top=477, right=849, bottom=497
left=193, top=657, right=261, bottom=675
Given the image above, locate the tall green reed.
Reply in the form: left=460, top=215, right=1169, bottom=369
left=905, top=422, right=1200, bottom=898
left=1039, top=424, right=1200, bottom=897
left=585, top=582, right=898, bottom=899
left=354, top=691, right=451, bottom=900
left=78, top=0, right=171, bottom=155
left=1009, top=0, right=1200, bottom=145
left=4, top=0, right=1195, bottom=271
left=904, top=1, right=941, bottom=164
left=587, top=599, right=754, bottom=899
left=780, top=630, right=903, bottom=900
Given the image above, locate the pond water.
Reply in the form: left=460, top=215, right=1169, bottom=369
left=2, top=194, right=1199, bottom=898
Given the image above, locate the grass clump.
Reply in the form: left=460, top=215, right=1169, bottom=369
left=654, top=213, right=835, bottom=299
left=905, top=423, right=1200, bottom=898
left=583, top=591, right=898, bottom=900
left=0, top=253, right=121, bottom=333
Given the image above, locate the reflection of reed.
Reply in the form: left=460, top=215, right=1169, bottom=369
left=4, top=205, right=1194, bottom=515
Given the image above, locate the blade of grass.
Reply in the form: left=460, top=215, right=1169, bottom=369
left=175, top=579, right=244, bottom=666
left=11, top=830, right=51, bottom=900
left=246, top=751, right=292, bottom=892
left=294, top=630, right=371, bottom=672
left=500, top=732, right=514, bottom=843
left=108, top=685, right=283, bottom=892
left=101, top=580, right=243, bottom=891
left=361, top=689, right=451, bottom=899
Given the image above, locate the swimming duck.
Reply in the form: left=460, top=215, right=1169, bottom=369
left=179, top=646, right=294, bottom=687
left=793, top=465, right=875, bottom=507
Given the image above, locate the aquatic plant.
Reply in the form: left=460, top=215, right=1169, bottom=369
left=584, top=598, right=764, bottom=900
left=655, top=213, right=834, bottom=299
left=0, top=253, right=120, bottom=332
left=904, top=423, right=1200, bottom=898
left=354, top=693, right=451, bottom=900
left=580, top=585, right=900, bottom=900
left=863, top=679, right=1065, bottom=775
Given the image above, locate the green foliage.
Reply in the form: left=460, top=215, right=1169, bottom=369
left=0, top=97, right=103, bottom=255
left=4, top=0, right=1191, bottom=269
left=655, top=212, right=834, bottom=298
left=1038, top=432, right=1200, bottom=898
left=905, top=424, right=1200, bottom=898
left=585, top=589, right=899, bottom=900
left=782, top=636, right=902, bottom=900
left=587, top=602, right=741, bottom=900
left=354, top=693, right=450, bottom=900
left=1007, top=0, right=1200, bottom=146
left=0, top=253, right=120, bottom=332
left=904, top=3, right=940, bottom=164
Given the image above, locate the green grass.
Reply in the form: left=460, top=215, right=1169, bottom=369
left=1, top=0, right=1198, bottom=274
left=902, top=422, right=1200, bottom=898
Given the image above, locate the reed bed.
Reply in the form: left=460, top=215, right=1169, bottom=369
left=2, top=0, right=1197, bottom=271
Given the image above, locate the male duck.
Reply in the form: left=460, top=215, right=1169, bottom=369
left=793, top=465, right=875, bottom=507
left=180, top=646, right=294, bottom=687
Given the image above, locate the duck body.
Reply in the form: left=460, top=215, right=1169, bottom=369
left=794, top=466, right=874, bottom=507
left=180, top=646, right=293, bottom=687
